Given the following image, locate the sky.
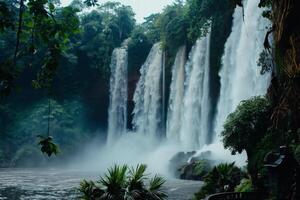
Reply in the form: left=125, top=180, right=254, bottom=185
left=61, top=0, right=174, bottom=23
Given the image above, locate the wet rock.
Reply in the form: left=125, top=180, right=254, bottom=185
left=169, top=151, right=218, bottom=180
left=169, top=151, right=196, bottom=177
left=179, top=159, right=213, bottom=181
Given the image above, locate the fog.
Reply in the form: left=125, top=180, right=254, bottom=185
left=68, top=133, right=247, bottom=177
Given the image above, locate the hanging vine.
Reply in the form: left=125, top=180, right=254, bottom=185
left=37, top=92, right=60, bottom=157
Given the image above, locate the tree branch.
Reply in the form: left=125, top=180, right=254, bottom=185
left=14, top=0, right=24, bottom=64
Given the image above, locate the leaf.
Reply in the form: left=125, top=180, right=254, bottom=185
left=37, top=135, right=60, bottom=157
left=49, top=3, right=55, bottom=12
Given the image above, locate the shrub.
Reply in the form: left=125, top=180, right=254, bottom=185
left=235, top=179, right=253, bottom=192
left=194, top=163, right=246, bottom=200
left=222, top=96, right=271, bottom=156
left=79, top=164, right=167, bottom=200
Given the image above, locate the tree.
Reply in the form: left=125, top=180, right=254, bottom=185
left=0, top=0, right=81, bottom=95
left=142, top=13, right=161, bottom=43
left=156, top=2, right=188, bottom=51
left=222, top=96, right=271, bottom=157
left=221, top=96, right=271, bottom=184
left=78, top=2, right=135, bottom=74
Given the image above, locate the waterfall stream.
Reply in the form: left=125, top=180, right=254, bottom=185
left=179, top=31, right=211, bottom=150
left=166, top=46, right=186, bottom=142
left=104, top=0, right=272, bottom=173
left=213, top=0, right=271, bottom=140
left=132, top=43, right=163, bottom=137
left=107, top=47, right=128, bottom=144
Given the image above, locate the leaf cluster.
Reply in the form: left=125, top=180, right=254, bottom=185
left=0, top=1, right=15, bottom=31
left=258, top=50, right=273, bottom=75
left=37, top=135, right=60, bottom=157
left=79, top=164, right=167, bottom=200
left=221, top=96, right=271, bottom=155
left=0, top=0, right=81, bottom=95
left=194, top=163, right=246, bottom=199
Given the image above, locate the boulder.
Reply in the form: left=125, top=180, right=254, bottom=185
left=169, top=150, right=216, bottom=180
left=179, top=159, right=213, bottom=181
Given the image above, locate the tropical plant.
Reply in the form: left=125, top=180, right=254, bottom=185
left=194, top=163, right=245, bottom=200
left=37, top=135, right=59, bottom=157
left=79, top=164, right=167, bottom=200
left=221, top=96, right=272, bottom=183
left=79, top=180, right=104, bottom=200
left=234, top=178, right=253, bottom=192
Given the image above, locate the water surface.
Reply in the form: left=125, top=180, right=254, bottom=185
left=0, top=168, right=202, bottom=200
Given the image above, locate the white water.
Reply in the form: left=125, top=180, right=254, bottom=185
left=107, top=47, right=128, bottom=144
left=213, top=0, right=271, bottom=141
left=132, top=43, right=163, bottom=137
left=100, top=0, right=271, bottom=175
left=166, top=46, right=186, bottom=142
left=179, top=31, right=211, bottom=150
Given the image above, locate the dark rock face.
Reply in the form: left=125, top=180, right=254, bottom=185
left=179, top=159, right=212, bottom=181
left=169, top=151, right=216, bottom=181
left=169, top=151, right=197, bottom=177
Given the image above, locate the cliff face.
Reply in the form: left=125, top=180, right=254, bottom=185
left=269, top=0, right=300, bottom=136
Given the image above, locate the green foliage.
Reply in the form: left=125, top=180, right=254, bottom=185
left=142, top=14, right=161, bottom=43
left=0, top=1, right=15, bottom=31
left=222, top=96, right=271, bottom=155
left=235, top=179, right=253, bottom=192
left=0, top=0, right=81, bottom=95
left=127, top=26, right=152, bottom=73
left=194, top=160, right=214, bottom=178
left=100, top=165, right=128, bottom=199
left=186, top=0, right=211, bottom=42
left=0, top=99, right=86, bottom=166
left=258, top=50, right=273, bottom=75
left=0, top=1, right=137, bottom=166
left=79, top=164, right=167, bottom=200
left=147, top=175, right=167, bottom=198
left=258, top=0, right=272, bottom=8
left=156, top=2, right=188, bottom=51
left=79, top=180, right=103, bottom=200
left=258, top=0, right=273, bottom=20
left=84, top=0, right=98, bottom=7
left=221, top=97, right=281, bottom=185
left=194, top=163, right=245, bottom=199
left=292, top=144, right=300, bottom=164
left=78, top=2, right=135, bottom=74
left=179, top=160, right=212, bottom=180
left=37, top=135, right=60, bottom=157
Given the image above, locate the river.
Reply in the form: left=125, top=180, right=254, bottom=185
left=0, top=168, right=202, bottom=200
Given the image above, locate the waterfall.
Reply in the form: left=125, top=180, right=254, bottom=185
left=213, top=0, right=271, bottom=140
left=107, top=47, right=128, bottom=144
left=132, top=43, right=163, bottom=137
left=178, top=31, right=211, bottom=150
left=166, top=46, right=186, bottom=141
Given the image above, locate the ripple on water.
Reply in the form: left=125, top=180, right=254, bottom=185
left=0, top=169, right=202, bottom=200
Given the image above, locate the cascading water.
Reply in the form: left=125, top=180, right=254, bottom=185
left=103, top=0, right=271, bottom=172
left=166, top=46, right=186, bottom=142
left=213, top=0, right=271, bottom=140
left=132, top=43, right=163, bottom=137
left=178, top=31, right=211, bottom=150
left=107, top=47, right=128, bottom=144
